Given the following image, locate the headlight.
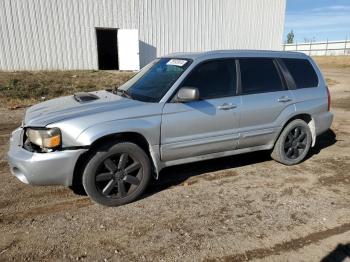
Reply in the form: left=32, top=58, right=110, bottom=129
left=26, top=128, right=61, bottom=149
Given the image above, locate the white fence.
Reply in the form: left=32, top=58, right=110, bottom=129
left=284, top=40, right=350, bottom=56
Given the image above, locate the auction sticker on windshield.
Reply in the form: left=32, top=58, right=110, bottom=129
left=166, top=59, right=188, bottom=67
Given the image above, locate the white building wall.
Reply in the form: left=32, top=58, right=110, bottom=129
left=0, top=0, right=286, bottom=70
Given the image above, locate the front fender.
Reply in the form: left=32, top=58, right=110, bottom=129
left=75, top=115, right=161, bottom=146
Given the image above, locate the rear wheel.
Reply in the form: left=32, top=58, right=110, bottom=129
left=271, top=119, right=312, bottom=165
left=82, top=142, right=151, bottom=206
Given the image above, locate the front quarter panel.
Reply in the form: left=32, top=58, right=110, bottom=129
left=75, top=115, right=161, bottom=146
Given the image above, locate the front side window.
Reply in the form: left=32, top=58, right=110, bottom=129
left=180, top=59, right=236, bottom=99
left=118, top=58, right=191, bottom=102
left=239, top=58, right=284, bottom=95
left=282, top=58, right=319, bottom=88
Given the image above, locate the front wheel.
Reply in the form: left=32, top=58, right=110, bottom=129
left=271, top=119, right=312, bottom=165
left=82, top=142, right=151, bottom=206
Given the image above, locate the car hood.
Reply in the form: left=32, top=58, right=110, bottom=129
left=24, top=90, right=146, bottom=126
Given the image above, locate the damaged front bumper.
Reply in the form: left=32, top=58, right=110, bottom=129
left=7, top=127, right=87, bottom=186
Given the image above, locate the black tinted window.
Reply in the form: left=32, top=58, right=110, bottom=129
left=181, top=59, right=236, bottom=99
left=282, top=58, right=319, bottom=88
left=239, top=58, right=284, bottom=94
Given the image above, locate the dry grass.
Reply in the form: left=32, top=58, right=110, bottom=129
left=0, top=70, right=134, bottom=108
left=313, top=56, right=350, bottom=70
left=325, top=78, right=339, bottom=87
left=312, top=56, right=350, bottom=88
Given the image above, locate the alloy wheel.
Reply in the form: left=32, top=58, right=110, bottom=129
left=95, top=153, right=142, bottom=198
left=283, top=126, right=308, bottom=159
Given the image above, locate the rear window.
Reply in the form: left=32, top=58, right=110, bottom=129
left=282, top=58, right=319, bottom=88
left=239, top=58, right=284, bottom=95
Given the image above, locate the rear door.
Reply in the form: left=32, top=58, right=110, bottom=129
left=237, top=58, right=294, bottom=149
left=161, top=59, right=241, bottom=161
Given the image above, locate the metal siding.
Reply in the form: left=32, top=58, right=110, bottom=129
left=0, top=0, right=286, bottom=70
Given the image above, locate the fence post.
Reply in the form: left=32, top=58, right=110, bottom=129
left=345, top=37, right=348, bottom=55
left=309, top=41, right=312, bottom=55
left=325, top=39, right=328, bottom=56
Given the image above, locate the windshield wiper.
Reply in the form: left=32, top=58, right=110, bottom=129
left=114, top=89, right=132, bottom=99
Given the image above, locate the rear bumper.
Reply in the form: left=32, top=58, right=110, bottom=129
left=314, top=111, right=334, bottom=136
left=7, top=128, right=87, bottom=186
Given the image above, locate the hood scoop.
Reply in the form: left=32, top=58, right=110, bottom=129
left=73, top=92, right=99, bottom=103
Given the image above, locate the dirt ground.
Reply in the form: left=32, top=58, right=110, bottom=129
left=0, top=58, right=349, bottom=261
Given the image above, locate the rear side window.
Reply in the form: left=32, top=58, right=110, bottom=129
left=239, top=58, right=284, bottom=95
left=282, top=58, right=319, bottom=88
left=181, top=59, right=236, bottom=99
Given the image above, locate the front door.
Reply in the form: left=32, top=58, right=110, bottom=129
left=161, top=59, right=241, bottom=162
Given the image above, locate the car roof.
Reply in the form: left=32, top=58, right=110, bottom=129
left=163, top=50, right=308, bottom=61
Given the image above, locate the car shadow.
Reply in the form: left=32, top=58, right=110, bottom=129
left=144, top=129, right=337, bottom=198
left=144, top=150, right=271, bottom=197
left=320, top=243, right=350, bottom=262
left=307, top=129, right=337, bottom=159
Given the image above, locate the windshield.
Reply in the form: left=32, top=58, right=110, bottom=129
left=118, top=58, right=191, bottom=102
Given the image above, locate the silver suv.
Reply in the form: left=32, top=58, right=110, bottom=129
left=8, top=50, right=333, bottom=206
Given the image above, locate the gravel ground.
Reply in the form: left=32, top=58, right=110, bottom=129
left=0, top=64, right=349, bottom=261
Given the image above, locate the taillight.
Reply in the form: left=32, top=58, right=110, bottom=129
left=326, top=86, right=331, bottom=111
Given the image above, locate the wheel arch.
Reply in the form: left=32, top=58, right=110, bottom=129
left=275, top=113, right=316, bottom=147
left=71, top=132, right=160, bottom=193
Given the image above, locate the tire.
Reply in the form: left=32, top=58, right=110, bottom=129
left=82, top=142, right=151, bottom=206
left=271, top=119, right=312, bottom=165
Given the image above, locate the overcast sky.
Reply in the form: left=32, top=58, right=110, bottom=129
left=284, top=0, right=350, bottom=43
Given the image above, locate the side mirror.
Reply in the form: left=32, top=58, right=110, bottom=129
left=176, top=87, right=199, bottom=103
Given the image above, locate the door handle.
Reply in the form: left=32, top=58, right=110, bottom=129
left=278, top=96, right=292, bottom=103
left=218, top=103, right=237, bottom=110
